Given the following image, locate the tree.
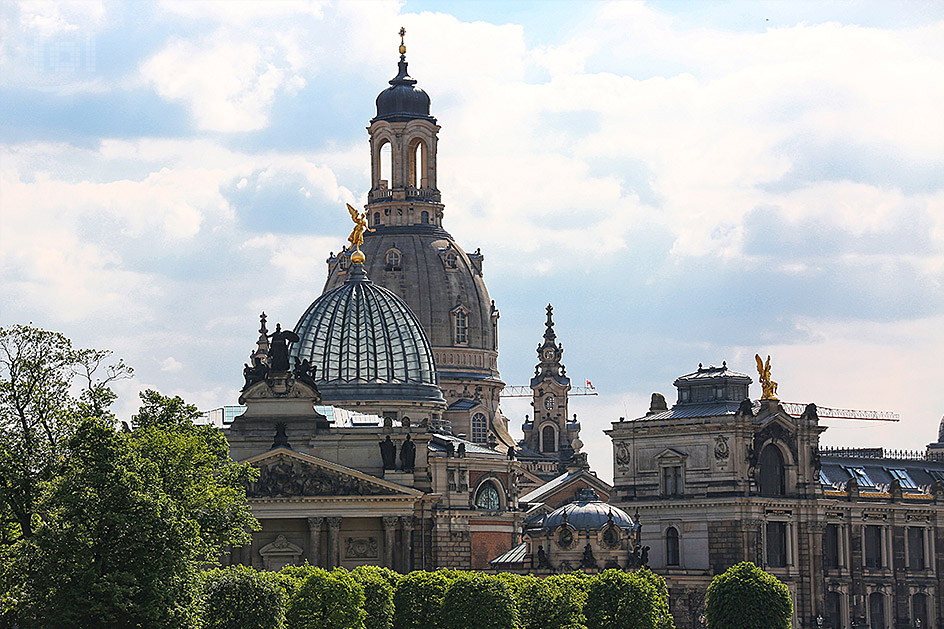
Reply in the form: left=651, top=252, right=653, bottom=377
left=350, top=566, right=398, bottom=629
left=516, top=574, right=587, bottom=629
left=129, top=389, right=257, bottom=561
left=0, top=324, right=131, bottom=541
left=704, top=562, right=792, bottom=629
left=18, top=416, right=197, bottom=628
left=199, top=565, right=285, bottom=629
left=392, top=570, right=451, bottom=629
left=635, top=567, right=675, bottom=629
left=440, top=572, right=518, bottom=629
left=285, top=568, right=366, bottom=629
left=584, top=569, right=661, bottom=629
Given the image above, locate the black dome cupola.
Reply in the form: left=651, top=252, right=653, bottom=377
left=373, top=27, right=436, bottom=124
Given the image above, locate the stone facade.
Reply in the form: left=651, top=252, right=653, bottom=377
left=608, top=363, right=944, bottom=629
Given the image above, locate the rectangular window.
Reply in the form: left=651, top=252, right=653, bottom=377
left=824, top=524, right=840, bottom=569
left=662, top=466, right=682, bottom=496
left=907, top=527, right=926, bottom=570
left=864, top=525, right=883, bottom=568
left=766, top=521, right=787, bottom=568
left=888, top=468, right=918, bottom=489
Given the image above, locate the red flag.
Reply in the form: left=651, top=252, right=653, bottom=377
left=586, top=380, right=593, bottom=388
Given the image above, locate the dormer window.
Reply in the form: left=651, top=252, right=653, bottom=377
left=445, top=252, right=458, bottom=269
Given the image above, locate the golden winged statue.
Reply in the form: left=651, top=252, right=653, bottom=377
left=755, top=354, right=779, bottom=400
left=346, top=203, right=374, bottom=258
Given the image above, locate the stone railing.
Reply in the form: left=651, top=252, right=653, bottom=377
left=819, top=446, right=944, bottom=461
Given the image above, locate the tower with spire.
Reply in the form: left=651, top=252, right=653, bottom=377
left=521, top=304, right=579, bottom=471
left=320, top=30, right=509, bottom=447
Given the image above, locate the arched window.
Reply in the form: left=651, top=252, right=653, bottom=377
left=385, top=249, right=401, bottom=271
left=379, top=141, right=391, bottom=187
left=471, top=413, right=487, bottom=444
left=666, top=527, right=680, bottom=566
left=913, top=592, right=928, bottom=627
left=475, top=482, right=500, bottom=510
left=868, top=592, right=885, bottom=629
left=421, top=210, right=430, bottom=224
left=408, top=139, right=425, bottom=188
left=541, top=425, right=556, bottom=453
left=454, top=310, right=468, bottom=344
left=759, top=444, right=786, bottom=496
left=373, top=211, right=380, bottom=226
left=825, top=591, right=842, bottom=627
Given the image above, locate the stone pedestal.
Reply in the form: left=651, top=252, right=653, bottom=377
left=384, top=470, right=415, bottom=487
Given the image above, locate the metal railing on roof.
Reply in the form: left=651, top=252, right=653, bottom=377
left=819, top=446, right=944, bottom=461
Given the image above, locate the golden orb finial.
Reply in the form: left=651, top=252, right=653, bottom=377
left=399, top=26, right=406, bottom=55
left=351, top=249, right=366, bottom=264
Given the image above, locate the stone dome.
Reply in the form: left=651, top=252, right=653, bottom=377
left=541, top=489, right=636, bottom=533
left=291, top=260, right=445, bottom=405
left=373, top=57, right=435, bottom=124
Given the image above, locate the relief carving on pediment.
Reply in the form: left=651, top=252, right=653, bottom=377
left=248, top=457, right=397, bottom=498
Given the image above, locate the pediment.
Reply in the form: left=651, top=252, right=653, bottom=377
left=245, top=448, right=422, bottom=499
left=655, top=447, right=688, bottom=461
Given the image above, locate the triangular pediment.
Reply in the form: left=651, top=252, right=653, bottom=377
left=656, top=447, right=688, bottom=461
left=244, top=448, right=422, bottom=499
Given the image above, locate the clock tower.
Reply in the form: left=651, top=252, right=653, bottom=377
left=521, top=305, right=579, bottom=470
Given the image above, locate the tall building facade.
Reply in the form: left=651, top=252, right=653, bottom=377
left=608, top=364, right=944, bottom=629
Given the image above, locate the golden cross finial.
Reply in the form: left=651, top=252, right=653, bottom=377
left=399, top=27, right=406, bottom=55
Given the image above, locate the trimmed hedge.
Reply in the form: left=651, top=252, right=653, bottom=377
left=285, top=568, right=366, bottom=629
left=199, top=565, right=285, bottom=629
left=704, top=562, right=792, bottom=629
left=350, top=566, right=398, bottom=629
left=196, top=565, right=681, bottom=629
left=440, top=572, right=518, bottom=629
left=585, top=569, right=662, bottom=629
left=392, top=570, right=452, bottom=629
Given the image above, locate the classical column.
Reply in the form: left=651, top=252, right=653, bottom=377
left=327, top=517, right=343, bottom=568
left=382, top=517, right=399, bottom=569
left=400, top=516, right=415, bottom=573
left=307, top=517, right=325, bottom=567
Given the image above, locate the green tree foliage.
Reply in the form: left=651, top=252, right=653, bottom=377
left=585, top=569, right=661, bottom=629
left=392, top=570, right=451, bottom=629
left=517, top=573, right=588, bottom=629
left=285, top=567, right=366, bottom=629
left=704, top=562, right=792, bottom=629
left=19, top=416, right=197, bottom=628
left=635, top=567, right=676, bottom=629
left=440, top=572, right=518, bottom=629
left=129, top=389, right=258, bottom=559
left=350, top=566, right=398, bottom=629
left=199, top=565, right=285, bottom=629
left=0, top=324, right=131, bottom=540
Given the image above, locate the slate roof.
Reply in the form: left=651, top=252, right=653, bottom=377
left=539, top=491, right=636, bottom=532
left=632, top=401, right=745, bottom=422
left=820, top=453, right=944, bottom=494
left=429, top=433, right=503, bottom=457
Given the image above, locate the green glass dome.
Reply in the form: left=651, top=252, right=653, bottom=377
left=291, top=260, right=444, bottom=405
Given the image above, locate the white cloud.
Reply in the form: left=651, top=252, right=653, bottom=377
left=160, top=356, right=183, bottom=372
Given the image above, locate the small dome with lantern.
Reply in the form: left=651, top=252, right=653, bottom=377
left=540, top=489, right=636, bottom=533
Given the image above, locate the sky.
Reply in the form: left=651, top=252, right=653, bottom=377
left=2, top=0, right=943, bottom=483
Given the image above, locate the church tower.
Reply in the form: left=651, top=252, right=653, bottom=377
left=522, top=305, right=579, bottom=469
left=320, top=30, right=511, bottom=448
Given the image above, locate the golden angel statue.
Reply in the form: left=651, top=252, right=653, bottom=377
left=346, top=203, right=374, bottom=253
left=755, top=354, right=779, bottom=400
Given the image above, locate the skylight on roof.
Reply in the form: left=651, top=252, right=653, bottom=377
left=888, top=468, right=918, bottom=489
left=844, top=466, right=874, bottom=487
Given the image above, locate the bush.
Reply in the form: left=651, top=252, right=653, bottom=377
left=635, top=567, right=675, bottom=629
left=440, top=572, right=517, bottom=629
left=518, top=574, right=586, bottom=629
left=350, top=566, right=398, bottom=629
left=392, top=570, right=451, bottom=629
left=585, top=569, right=660, bottom=629
left=276, top=564, right=322, bottom=599
left=704, top=562, right=791, bottom=629
left=199, top=565, right=285, bottom=629
left=285, top=568, right=366, bottom=629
